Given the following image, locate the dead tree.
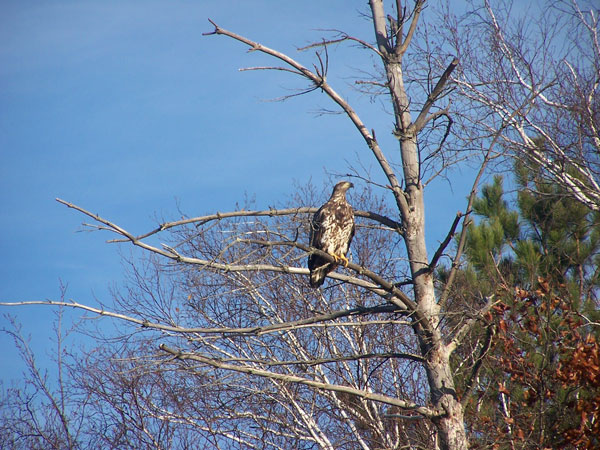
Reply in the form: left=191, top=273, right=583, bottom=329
left=1, top=1, right=530, bottom=449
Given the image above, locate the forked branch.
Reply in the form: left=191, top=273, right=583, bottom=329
left=412, top=57, right=458, bottom=133
left=203, top=19, right=410, bottom=219
left=395, top=0, right=425, bottom=55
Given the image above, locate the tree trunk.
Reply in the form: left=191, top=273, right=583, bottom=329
left=376, top=9, right=470, bottom=446
left=403, top=173, right=469, bottom=450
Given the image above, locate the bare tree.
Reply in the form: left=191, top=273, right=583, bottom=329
left=437, top=0, right=600, bottom=210
left=5, top=1, right=596, bottom=449
left=0, top=301, right=84, bottom=450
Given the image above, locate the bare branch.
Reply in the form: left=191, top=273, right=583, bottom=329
left=0, top=300, right=403, bottom=337
left=56, top=200, right=403, bottom=242
left=396, top=0, right=425, bottom=55
left=369, top=0, right=391, bottom=55
left=222, top=351, right=425, bottom=367
left=460, top=323, right=495, bottom=406
left=238, top=238, right=429, bottom=326
left=239, top=66, right=303, bottom=76
left=204, top=19, right=409, bottom=216
left=159, top=343, right=441, bottom=418
left=54, top=198, right=432, bottom=333
left=428, top=212, right=463, bottom=272
left=354, top=79, right=387, bottom=88
left=412, top=58, right=458, bottom=133
left=55, top=199, right=413, bottom=311
left=297, top=32, right=384, bottom=58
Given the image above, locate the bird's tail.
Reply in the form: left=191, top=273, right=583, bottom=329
left=309, top=266, right=327, bottom=288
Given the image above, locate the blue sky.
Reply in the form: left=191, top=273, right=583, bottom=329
left=0, top=1, right=473, bottom=383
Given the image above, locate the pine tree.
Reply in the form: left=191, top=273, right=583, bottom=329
left=441, top=165, right=600, bottom=449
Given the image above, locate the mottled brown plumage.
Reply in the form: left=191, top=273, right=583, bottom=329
left=308, top=181, right=355, bottom=288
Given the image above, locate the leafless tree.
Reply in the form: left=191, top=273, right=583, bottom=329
left=435, top=0, right=600, bottom=210
left=0, top=301, right=84, bottom=450
left=4, top=1, right=596, bottom=449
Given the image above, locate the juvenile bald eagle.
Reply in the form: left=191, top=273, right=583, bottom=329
left=308, top=181, right=355, bottom=288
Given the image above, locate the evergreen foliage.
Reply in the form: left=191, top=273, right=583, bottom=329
left=442, top=165, right=600, bottom=449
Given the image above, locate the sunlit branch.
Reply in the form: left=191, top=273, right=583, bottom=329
left=203, top=19, right=410, bottom=219
left=159, top=343, right=441, bottom=418
left=239, top=66, right=303, bottom=76
left=54, top=198, right=415, bottom=313
left=76, top=205, right=402, bottom=242
left=0, top=300, right=404, bottom=337
left=238, top=237, right=429, bottom=328
left=297, top=32, right=383, bottom=58
left=221, top=350, right=425, bottom=366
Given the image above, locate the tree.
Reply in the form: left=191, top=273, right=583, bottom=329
left=2, top=1, right=598, bottom=449
left=0, top=301, right=84, bottom=450
left=441, top=167, right=600, bottom=449
left=437, top=0, right=600, bottom=211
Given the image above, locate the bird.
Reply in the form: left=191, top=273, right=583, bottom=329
left=308, top=181, right=355, bottom=288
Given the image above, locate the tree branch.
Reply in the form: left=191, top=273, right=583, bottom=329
left=222, top=350, right=425, bottom=367
left=54, top=198, right=430, bottom=332
left=239, top=238, right=429, bottom=327
left=89, top=205, right=402, bottom=243
left=446, top=296, right=496, bottom=355
left=159, top=343, right=441, bottom=418
left=396, top=0, right=425, bottom=55
left=428, top=212, right=463, bottom=272
left=0, top=300, right=404, bottom=337
left=55, top=199, right=407, bottom=302
left=204, top=19, right=410, bottom=218
left=460, top=322, right=495, bottom=406
left=297, top=32, right=384, bottom=58
left=412, top=57, right=458, bottom=133
left=369, top=0, right=391, bottom=55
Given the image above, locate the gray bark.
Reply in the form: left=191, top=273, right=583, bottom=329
left=369, top=1, right=469, bottom=448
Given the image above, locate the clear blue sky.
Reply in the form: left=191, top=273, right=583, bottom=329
left=0, top=1, right=472, bottom=383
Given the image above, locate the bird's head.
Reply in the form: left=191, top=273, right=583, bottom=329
left=333, top=181, right=354, bottom=193
left=330, top=181, right=354, bottom=200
